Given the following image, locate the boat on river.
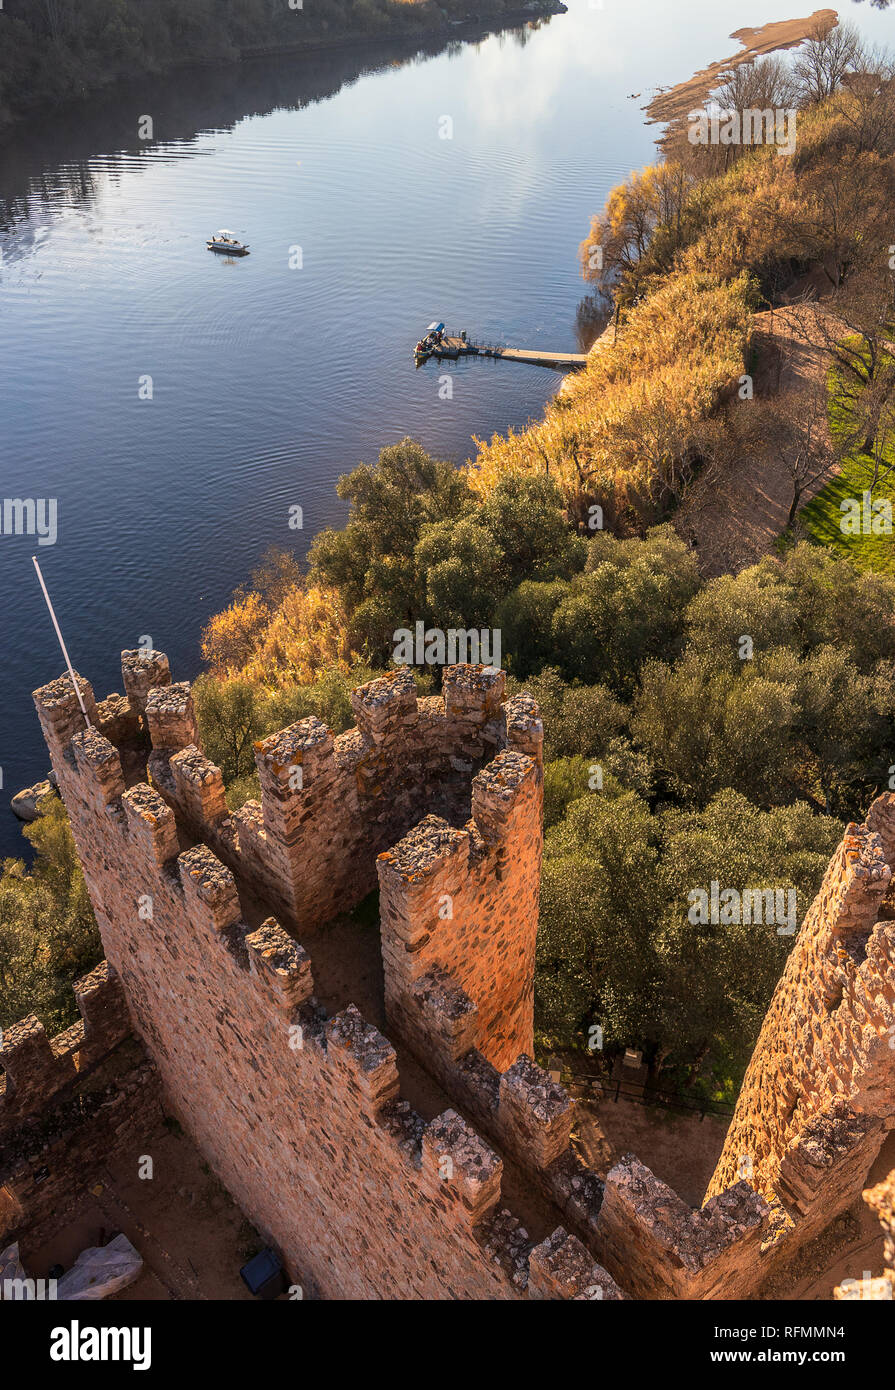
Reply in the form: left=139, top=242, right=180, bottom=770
left=413, top=320, right=587, bottom=370
left=207, top=230, right=250, bottom=256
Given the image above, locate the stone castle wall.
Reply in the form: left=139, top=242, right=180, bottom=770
left=28, top=654, right=630, bottom=1299
left=706, top=807, right=895, bottom=1261
left=24, top=650, right=894, bottom=1299
left=0, top=964, right=163, bottom=1248
left=136, top=656, right=535, bottom=938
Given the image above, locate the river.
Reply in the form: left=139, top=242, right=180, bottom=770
left=1, top=0, right=891, bottom=856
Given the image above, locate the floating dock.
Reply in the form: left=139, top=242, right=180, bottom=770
left=415, top=333, right=588, bottom=371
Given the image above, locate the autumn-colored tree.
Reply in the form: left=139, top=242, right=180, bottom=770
left=201, top=578, right=356, bottom=686
left=201, top=589, right=269, bottom=677
left=201, top=546, right=357, bottom=686
left=469, top=272, right=754, bottom=517
left=579, top=161, right=697, bottom=305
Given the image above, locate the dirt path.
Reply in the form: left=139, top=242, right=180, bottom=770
left=675, top=303, right=839, bottom=576
left=23, top=1128, right=258, bottom=1300
left=573, top=1094, right=729, bottom=1209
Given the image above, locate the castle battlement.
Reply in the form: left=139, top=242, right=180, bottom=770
left=24, top=651, right=632, bottom=1298
left=707, top=804, right=895, bottom=1272
left=18, top=649, right=895, bottom=1299
left=0, top=956, right=161, bottom=1253
left=0, top=962, right=131, bottom=1129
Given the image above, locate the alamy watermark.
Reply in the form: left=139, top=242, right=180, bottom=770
left=687, top=881, right=797, bottom=935
left=839, top=492, right=893, bottom=536
left=1, top=498, right=57, bottom=546
left=688, top=106, right=797, bottom=157
left=2, top=1273, right=58, bottom=1300
left=393, top=622, right=501, bottom=668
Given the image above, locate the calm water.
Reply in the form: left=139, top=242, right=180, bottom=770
left=1, top=0, right=891, bottom=856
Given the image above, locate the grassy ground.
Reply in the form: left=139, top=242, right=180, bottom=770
left=799, top=359, right=895, bottom=575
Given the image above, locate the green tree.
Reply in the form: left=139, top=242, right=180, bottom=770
left=538, top=785, right=840, bottom=1084
left=0, top=800, right=102, bottom=1034
left=309, top=439, right=473, bottom=661
left=549, top=526, right=699, bottom=694
left=192, top=676, right=262, bottom=783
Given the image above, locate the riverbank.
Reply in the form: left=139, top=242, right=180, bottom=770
left=0, top=0, right=565, bottom=139
left=644, top=8, right=838, bottom=137
left=471, top=8, right=894, bottom=564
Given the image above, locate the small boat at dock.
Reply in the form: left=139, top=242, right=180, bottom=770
left=207, top=230, right=250, bottom=256
left=413, top=320, right=587, bottom=371
left=415, top=321, right=447, bottom=361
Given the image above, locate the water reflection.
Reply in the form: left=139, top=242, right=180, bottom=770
left=0, top=18, right=551, bottom=238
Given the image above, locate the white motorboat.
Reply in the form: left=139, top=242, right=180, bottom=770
left=207, top=229, right=250, bottom=256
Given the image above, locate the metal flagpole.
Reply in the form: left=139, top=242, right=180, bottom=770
left=32, top=555, right=91, bottom=727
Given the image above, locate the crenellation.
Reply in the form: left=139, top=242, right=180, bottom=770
left=350, top=668, right=418, bottom=742
left=442, top=663, right=506, bottom=722
left=421, top=1109, right=503, bottom=1226
left=502, top=692, right=545, bottom=766
left=498, top=1055, right=575, bottom=1169
left=245, top=918, right=314, bottom=1012
left=121, top=648, right=171, bottom=714
left=0, top=962, right=131, bottom=1131
left=32, top=670, right=96, bottom=764
left=447, top=1047, right=503, bottom=1130
left=324, top=1004, right=401, bottom=1115
left=776, top=1099, right=885, bottom=1216
left=122, top=782, right=180, bottom=866
left=145, top=680, right=199, bottom=751
left=111, top=653, right=544, bottom=940
left=528, top=1227, right=625, bottom=1301
left=178, top=844, right=242, bottom=932
left=256, top=716, right=335, bottom=799
left=72, top=960, right=132, bottom=1066
left=470, top=748, right=538, bottom=840
left=0, top=1017, right=68, bottom=1118
left=702, top=799, right=895, bottom=1296
left=26, top=643, right=895, bottom=1300
left=169, top=745, right=229, bottom=826
left=70, top=725, right=126, bottom=808
left=597, top=1155, right=771, bottom=1300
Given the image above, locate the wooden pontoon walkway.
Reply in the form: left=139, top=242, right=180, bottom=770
left=418, top=334, right=588, bottom=370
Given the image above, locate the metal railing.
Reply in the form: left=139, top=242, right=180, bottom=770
left=561, top=1065, right=735, bottom=1121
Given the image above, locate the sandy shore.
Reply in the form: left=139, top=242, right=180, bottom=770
left=644, top=8, right=838, bottom=129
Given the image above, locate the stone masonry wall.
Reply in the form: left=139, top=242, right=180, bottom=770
left=1, top=961, right=132, bottom=1133
left=0, top=965, right=163, bottom=1248
left=135, top=655, right=545, bottom=1072
left=706, top=804, right=895, bottom=1257
left=31, top=656, right=631, bottom=1299
left=378, top=723, right=543, bottom=1074
left=143, top=661, right=534, bottom=937
left=30, top=651, right=840, bottom=1300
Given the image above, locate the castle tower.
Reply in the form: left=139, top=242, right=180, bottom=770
left=29, top=647, right=887, bottom=1298
left=28, top=653, right=622, bottom=1300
